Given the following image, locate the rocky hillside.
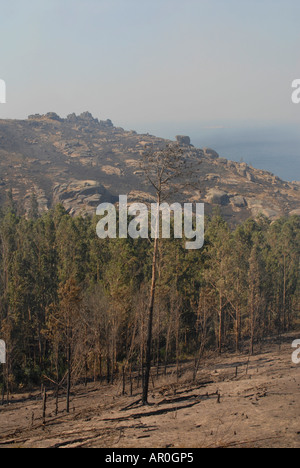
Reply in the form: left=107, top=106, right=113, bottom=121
left=0, top=112, right=299, bottom=224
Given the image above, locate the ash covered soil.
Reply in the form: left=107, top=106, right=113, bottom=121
left=0, top=333, right=299, bottom=449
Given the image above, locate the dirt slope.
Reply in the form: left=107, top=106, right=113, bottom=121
left=0, top=332, right=299, bottom=448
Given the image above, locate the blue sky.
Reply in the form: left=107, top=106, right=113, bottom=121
left=0, top=0, right=300, bottom=134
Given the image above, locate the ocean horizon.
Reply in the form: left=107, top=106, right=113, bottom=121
left=132, top=122, right=300, bottom=182
left=192, top=126, right=300, bottom=182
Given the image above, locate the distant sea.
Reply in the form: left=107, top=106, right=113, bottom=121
left=191, top=125, right=300, bottom=182
left=136, top=123, right=300, bottom=182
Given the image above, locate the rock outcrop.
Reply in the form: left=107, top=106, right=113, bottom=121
left=206, top=189, right=229, bottom=206
left=203, top=148, right=219, bottom=159
left=176, top=135, right=191, bottom=146
left=230, top=196, right=247, bottom=208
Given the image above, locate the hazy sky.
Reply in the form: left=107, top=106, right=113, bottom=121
left=0, top=0, right=300, bottom=133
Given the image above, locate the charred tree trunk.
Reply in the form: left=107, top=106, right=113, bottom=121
left=66, top=341, right=71, bottom=413
left=142, top=236, right=159, bottom=405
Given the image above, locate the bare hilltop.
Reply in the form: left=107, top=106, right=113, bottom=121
left=0, top=112, right=299, bottom=223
